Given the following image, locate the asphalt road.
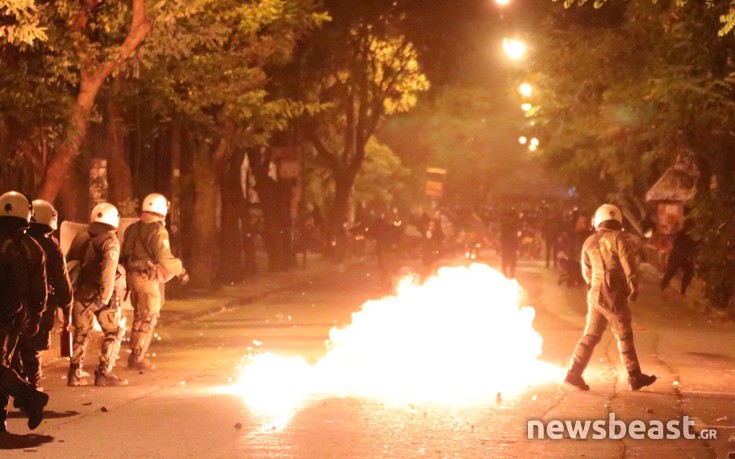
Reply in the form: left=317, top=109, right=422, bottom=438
left=2, top=257, right=734, bottom=458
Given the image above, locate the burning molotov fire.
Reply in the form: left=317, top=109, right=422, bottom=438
left=234, top=263, right=560, bottom=420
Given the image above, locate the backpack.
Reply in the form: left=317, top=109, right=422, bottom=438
left=0, top=233, right=30, bottom=317
left=67, top=231, right=99, bottom=292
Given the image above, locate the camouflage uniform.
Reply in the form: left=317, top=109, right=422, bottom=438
left=121, top=212, right=183, bottom=368
left=12, top=223, right=72, bottom=387
left=0, top=217, right=47, bottom=430
left=571, top=228, right=641, bottom=373
left=66, top=222, right=124, bottom=379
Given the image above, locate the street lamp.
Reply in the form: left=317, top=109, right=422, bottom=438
left=494, top=0, right=511, bottom=5
left=521, top=103, right=532, bottom=112
left=518, top=136, right=528, bottom=145
left=502, top=38, right=526, bottom=60
left=519, top=83, right=532, bottom=97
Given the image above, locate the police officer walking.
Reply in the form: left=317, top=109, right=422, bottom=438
left=66, top=202, right=128, bottom=386
left=0, top=192, right=49, bottom=432
left=122, top=193, right=187, bottom=371
left=564, top=204, right=657, bottom=391
left=12, top=200, right=72, bottom=389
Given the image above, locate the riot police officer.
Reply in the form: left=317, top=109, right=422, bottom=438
left=0, top=192, right=49, bottom=431
left=66, top=202, right=128, bottom=386
left=565, top=204, right=657, bottom=391
left=12, top=200, right=72, bottom=389
left=122, top=193, right=187, bottom=371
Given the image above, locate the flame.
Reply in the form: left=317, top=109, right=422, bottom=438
left=233, top=264, right=560, bottom=421
left=92, top=314, right=126, bottom=332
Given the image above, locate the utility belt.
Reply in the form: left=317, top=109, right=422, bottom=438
left=127, top=259, right=160, bottom=281
left=78, top=290, right=122, bottom=314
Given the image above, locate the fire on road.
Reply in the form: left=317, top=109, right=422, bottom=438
left=229, top=264, right=562, bottom=426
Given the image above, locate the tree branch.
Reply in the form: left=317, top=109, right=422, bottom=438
left=309, top=132, right=340, bottom=173
left=39, top=0, right=153, bottom=201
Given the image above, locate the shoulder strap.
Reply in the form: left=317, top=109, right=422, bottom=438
left=124, top=221, right=154, bottom=259
left=137, top=223, right=155, bottom=260
left=595, top=232, right=608, bottom=273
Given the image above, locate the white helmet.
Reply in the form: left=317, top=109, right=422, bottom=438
left=0, top=191, right=33, bottom=222
left=142, top=193, right=168, bottom=217
left=31, top=199, right=58, bottom=230
left=593, top=204, right=623, bottom=228
left=91, top=202, right=120, bottom=229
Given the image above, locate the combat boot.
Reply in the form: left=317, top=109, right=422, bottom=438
left=128, top=354, right=156, bottom=371
left=22, top=389, right=49, bottom=430
left=94, top=370, right=128, bottom=387
left=67, top=365, right=88, bottom=386
left=629, top=369, right=657, bottom=391
left=564, top=362, right=590, bottom=391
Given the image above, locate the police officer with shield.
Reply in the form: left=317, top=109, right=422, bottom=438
left=0, top=192, right=49, bottom=432
left=66, top=202, right=128, bottom=386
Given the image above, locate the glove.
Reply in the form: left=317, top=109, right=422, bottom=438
left=22, top=316, right=40, bottom=337
left=90, top=299, right=108, bottom=312
left=178, top=269, right=190, bottom=286
left=628, top=288, right=638, bottom=303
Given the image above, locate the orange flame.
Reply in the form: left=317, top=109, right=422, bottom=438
left=234, top=264, right=560, bottom=420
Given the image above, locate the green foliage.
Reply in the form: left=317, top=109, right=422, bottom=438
left=556, top=0, right=735, bottom=36
left=131, top=0, right=326, bottom=146
left=354, top=136, right=408, bottom=205
left=382, top=84, right=533, bottom=209
left=539, top=0, right=735, bottom=308
left=0, top=0, right=47, bottom=45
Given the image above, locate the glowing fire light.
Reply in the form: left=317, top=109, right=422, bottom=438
left=233, top=264, right=560, bottom=420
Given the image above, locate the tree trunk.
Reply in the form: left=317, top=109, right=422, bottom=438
left=217, top=153, right=246, bottom=282
left=327, top=174, right=356, bottom=260
left=189, top=144, right=220, bottom=289
left=37, top=0, right=151, bottom=202
left=169, top=121, right=183, bottom=253
left=106, top=96, right=135, bottom=216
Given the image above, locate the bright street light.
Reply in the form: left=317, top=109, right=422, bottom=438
left=519, top=83, right=533, bottom=97
left=494, top=0, right=511, bottom=5
left=521, top=103, right=532, bottom=112
left=503, top=38, right=526, bottom=60
left=529, top=143, right=538, bottom=152
left=519, top=136, right=528, bottom=145
left=530, top=137, right=539, bottom=146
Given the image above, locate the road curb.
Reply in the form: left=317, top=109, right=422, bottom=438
left=159, top=258, right=367, bottom=326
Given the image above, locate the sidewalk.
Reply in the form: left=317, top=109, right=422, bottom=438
left=158, top=252, right=357, bottom=324
left=43, top=252, right=362, bottom=365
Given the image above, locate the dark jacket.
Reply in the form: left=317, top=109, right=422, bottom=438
left=669, top=230, right=696, bottom=264
left=29, top=223, right=72, bottom=331
left=0, top=217, right=47, bottom=322
left=67, top=221, right=120, bottom=305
